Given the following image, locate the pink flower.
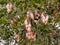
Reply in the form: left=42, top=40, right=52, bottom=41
left=24, top=19, right=32, bottom=32
left=34, top=20, right=38, bottom=24
left=6, top=3, right=13, bottom=13
left=41, top=12, right=49, bottom=25
left=24, top=19, right=29, bottom=25
left=26, top=32, right=36, bottom=41
left=27, top=10, right=34, bottom=20
left=25, top=24, right=32, bottom=32
left=26, top=32, right=32, bottom=39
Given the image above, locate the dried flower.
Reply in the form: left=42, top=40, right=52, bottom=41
left=10, top=15, right=20, bottom=26
left=10, top=20, right=15, bottom=26
left=14, top=33, right=20, bottom=42
left=6, top=3, right=13, bottom=13
left=13, top=15, right=20, bottom=22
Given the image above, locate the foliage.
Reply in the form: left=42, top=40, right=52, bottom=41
left=0, top=0, right=60, bottom=45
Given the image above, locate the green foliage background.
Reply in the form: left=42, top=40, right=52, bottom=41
left=0, top=0, right=60, bottom=45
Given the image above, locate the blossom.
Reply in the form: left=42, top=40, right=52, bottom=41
left=27, top=10, right=34, bottom=20
left=41, top=12, right=49, bottom=25
left=26, top=32, right=36, bottom=41
left=6, top=3, right=13, bottom=13
left=24, top=19, right=32, bottom=32
left=26, top=32, right=32, bottom=39
left=24, top=19, right=29, bottom=25
left=34, top=20, right=38, bottom=24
